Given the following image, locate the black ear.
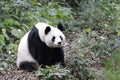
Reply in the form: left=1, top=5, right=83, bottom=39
left=45, top=26, right=51, bottom=35
left=57, top=23, right=64, bottom=31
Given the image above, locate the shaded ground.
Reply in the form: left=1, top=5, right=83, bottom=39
left=0, top=69, right=38, bottom=80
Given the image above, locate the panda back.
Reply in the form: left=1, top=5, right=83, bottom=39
left=17, top=31, right=37, bottom=68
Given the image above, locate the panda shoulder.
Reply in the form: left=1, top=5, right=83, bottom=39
left=35, top=22, right=49, bottom=30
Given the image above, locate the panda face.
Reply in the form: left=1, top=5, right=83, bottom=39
left=50, top=35, right=65, bottom=47
left=44, top=26, right=65, bottom=48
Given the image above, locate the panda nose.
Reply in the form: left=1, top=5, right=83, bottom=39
left=58, top=42, right=62, bottom=45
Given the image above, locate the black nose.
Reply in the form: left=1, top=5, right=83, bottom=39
left=58, top=42, right=62, bottom=45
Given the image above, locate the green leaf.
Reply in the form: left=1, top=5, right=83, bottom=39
left=4, top=19, right=13, bottom=26
left=117, top=31, right=120, bottom=36
left=48, top=9, right=57, bottom=16
left=0, top=35, right=4, bottom=44
left=11, top=28, right=23, bottom=38
left=0, top=22, right=4, bottom=28
left=85, top=28, right=91, bottom=33
left=32, top=0, right=37, bottom=6
left=2, top=28, right=10, bottom=40
left=13, top=20, right=20, bottom=26
left=59, top=7, right=71, bottom=15
left=0, top=35, right=5, bottom=49
left=2, top=62, right=8, bottom=68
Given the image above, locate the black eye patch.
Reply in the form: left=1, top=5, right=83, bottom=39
left=60, top=36, right=63, bottom=41
left=52, top=36, right=55, bottom=42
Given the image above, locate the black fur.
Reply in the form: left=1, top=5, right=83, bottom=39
left=19, top=26, right=64, bottom=71
left=57, top=23, right=64, bottom=31
left=45, top=26, right=51, bottom=35
left=60, top=36, right=63, bottom=41
left=52, top=36, right=55, bottom=42
left=19, top=61, right=38, bottom=71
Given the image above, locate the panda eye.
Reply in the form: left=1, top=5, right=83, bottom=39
left=60, top=36, right=63, bottom=41
left=52, top=36, right=55, bottom=42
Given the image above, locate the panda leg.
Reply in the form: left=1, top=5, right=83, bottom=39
left=19, top=61, right=39, bottom=71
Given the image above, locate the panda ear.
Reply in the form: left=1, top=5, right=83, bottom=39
left=45, top=26, right=51, bottom=35
left=57, top=23, right=65, bottom=31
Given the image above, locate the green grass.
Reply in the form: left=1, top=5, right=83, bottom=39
left=102, top=48, right=120, bottom=80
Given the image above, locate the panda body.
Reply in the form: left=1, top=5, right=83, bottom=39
left=17, top=22, right=65, bottom=71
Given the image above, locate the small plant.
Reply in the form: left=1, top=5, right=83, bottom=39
left=37, top=64, right=70, bottom=80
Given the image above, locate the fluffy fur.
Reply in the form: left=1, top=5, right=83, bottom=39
left=17, top=22, right=65, bottom=71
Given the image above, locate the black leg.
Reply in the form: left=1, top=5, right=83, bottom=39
left=19, top=61, right=39, bottom=71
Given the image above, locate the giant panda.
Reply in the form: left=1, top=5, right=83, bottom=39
left=17, top=22, right=66, bottom=71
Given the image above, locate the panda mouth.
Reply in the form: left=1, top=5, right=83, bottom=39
left=53, top=45, right=62, bottom=48
left=50, top=43, right=63, bottom=48
left=46, top=42, right=64, bottom=48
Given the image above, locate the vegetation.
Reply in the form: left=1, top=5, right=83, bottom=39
left=102, top=49, right=120, bottom=80
left=37, top=65, right=70, bottom=80
left=0, top=0, right=120, bottom=80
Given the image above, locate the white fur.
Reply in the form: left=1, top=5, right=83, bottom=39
left=35, top=22, right=65, bottom=47
left=45, top=28, right=65, bottom=47
left=17, top=22, right=65, bottom=68
left=17, top=31, right=37, bottom=68
left=35, top=22, right=49, bottom=42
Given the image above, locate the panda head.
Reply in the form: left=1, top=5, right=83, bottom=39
left=44, top=23, right=65, bottom=48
